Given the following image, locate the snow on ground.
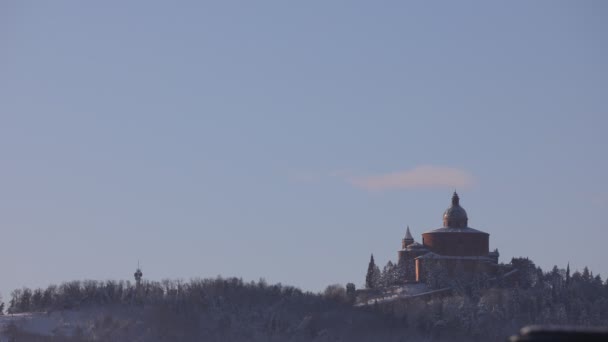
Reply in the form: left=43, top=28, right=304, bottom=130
left=0, top=305, right=154, bottom=341
left=0, top=308, right=113, bottom=340
left=0, top=312, right=50, bottom=339
left=355, top=283, right=451, bottom=306
left=0, top=311, right=80, bottom=339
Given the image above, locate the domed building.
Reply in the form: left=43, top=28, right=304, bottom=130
left=397, top=192, right=499, bottom=284
left=421, top=192, right=489, bottom=257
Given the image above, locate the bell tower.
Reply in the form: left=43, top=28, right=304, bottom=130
left=402, top=226, right=414, bottom=248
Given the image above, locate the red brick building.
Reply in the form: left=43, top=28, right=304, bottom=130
left=397, top=192, right=499, bottom=284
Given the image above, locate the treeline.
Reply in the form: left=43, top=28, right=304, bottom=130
left=7, top=277, right=317, bottom=314
left=365, top=255, right=404, bottom=289
left=505, top=258, right=608, bottom=325
left=372, top=258, right=608, bottom=340
left=3, top=278, right=393, bottom=342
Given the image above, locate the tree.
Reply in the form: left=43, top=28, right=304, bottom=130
left=386, top=261, right=403, bottom=286
left=566, top=263, right=571, bottom=286
left=381, top=261, right=395, bottom=287
left=31, top=289, right=43, bottom=311
left=424, top=260, right=449, bottom=290
left=346, top=283, right=356, bottom=302
left=582, top=266, right=591, bottom=282
left=593, top=274, right=603, bottom=287
left=323, top=284, right=347, bottom=302
left=365, top=254, right=381, bottom=289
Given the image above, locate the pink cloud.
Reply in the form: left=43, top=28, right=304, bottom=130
left=348, top=165, right=474, bottom=191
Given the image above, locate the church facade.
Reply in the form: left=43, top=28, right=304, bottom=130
left=397, top=192, right=499, bottom=284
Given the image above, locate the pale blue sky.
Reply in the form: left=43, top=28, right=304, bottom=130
left=1, top=1, right=607, bottom=298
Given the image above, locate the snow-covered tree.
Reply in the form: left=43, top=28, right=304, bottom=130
left=380, top=261, right=394, bottom=287
left=423, top=260, right=449, bottom=290
left=379, top=261, right=403, bottom=287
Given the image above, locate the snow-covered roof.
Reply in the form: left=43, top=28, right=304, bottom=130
left=423, top=226, right=488, bottom=234
left=405, top=242, right=427, bottom=250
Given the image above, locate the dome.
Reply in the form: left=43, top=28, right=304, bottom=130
left=442, top=192, right=468, bottom=228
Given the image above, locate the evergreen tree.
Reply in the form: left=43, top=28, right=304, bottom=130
left=365, top=254, right=381, bottom=289
left=583, top=266, right=591, bottom=282
left=395, top=259, right=407, bottom=285
left=381, top=261, right=395, bottom=287
left=373, top=266, right=381, bottom=288
left=594, top=274, right=603, bottom=286
left=566, top=263, right=571, bottom=286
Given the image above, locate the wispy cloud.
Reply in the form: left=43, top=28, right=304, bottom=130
left=347, top=165, right=474, bottom=191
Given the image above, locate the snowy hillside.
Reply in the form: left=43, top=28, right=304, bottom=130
left=1, top=258, right=608, bottom=341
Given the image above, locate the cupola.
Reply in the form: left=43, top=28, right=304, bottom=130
left=442, top=192, right=468, bottom=228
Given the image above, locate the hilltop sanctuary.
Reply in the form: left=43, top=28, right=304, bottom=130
left=398, top=192, right=500, bottom=283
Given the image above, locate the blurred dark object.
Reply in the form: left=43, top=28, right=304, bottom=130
left=509, top=325, right=608, bottom=341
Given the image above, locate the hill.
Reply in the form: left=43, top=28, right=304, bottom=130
left=2, top=258, right=608, bottom=341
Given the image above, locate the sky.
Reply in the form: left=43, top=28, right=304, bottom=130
left=1, top=1, right=607, bottom=299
